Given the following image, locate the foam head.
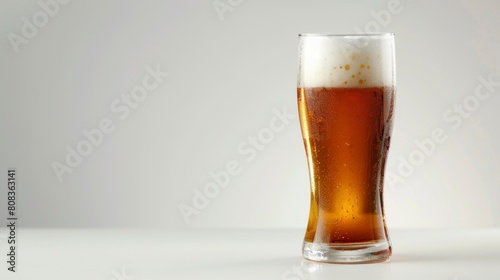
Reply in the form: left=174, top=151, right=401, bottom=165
left=298, top=34, right=395, bottom=88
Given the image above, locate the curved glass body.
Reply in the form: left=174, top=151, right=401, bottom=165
left=297, top=33, right=395, bottom=263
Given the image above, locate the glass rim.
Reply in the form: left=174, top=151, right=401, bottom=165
left=298, top=33, right=394, bottom=38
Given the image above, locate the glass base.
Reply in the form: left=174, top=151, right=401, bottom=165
left=302, top=240, right=391, bottom=264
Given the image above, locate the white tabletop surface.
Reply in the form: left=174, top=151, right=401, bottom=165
left=0, top=228, right=499, bottom=280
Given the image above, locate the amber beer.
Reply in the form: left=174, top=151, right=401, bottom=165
left=298, top=86, right=394, bottom=243
left=297, top=34, right=395, bottom=263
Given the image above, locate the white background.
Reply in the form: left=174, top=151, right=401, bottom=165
left=1, top=0, right=499, bottom=229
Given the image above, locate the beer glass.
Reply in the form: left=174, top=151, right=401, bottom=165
left=297, top=33, right=395, bottom=263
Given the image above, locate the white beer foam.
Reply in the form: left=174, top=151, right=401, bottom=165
left=298, top=34, right=395, bottom=88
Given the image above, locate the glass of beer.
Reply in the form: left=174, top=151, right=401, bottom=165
left=297, top=33, right=395, bottom=263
